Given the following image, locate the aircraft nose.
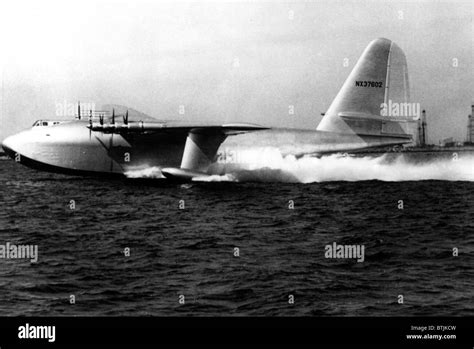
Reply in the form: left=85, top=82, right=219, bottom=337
left=2, top=134, right=19, bottom=158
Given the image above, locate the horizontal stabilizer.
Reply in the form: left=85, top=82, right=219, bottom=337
left=339, top=113, right=412, bottom=139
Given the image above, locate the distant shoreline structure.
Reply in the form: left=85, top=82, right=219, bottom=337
left=353, top=144, right=474, bottom=154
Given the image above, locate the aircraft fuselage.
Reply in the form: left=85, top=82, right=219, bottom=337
left=2, top=119, right=407, bottom=177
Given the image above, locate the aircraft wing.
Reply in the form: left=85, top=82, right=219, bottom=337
left=88, top=120, right=269, bottom=180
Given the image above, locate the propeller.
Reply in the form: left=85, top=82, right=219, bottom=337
left=123, top=110, right=129, bottom=125
left=88, top=109, right=93, bottom=139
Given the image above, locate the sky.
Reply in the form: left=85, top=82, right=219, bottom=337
left=0, top=0, right=472, bottom=144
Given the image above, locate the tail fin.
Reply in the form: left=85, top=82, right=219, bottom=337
left=317, top=38, right=413, bottom=139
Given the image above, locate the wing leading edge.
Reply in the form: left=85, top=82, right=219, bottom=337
left=87, top=120, right=268, bottom=135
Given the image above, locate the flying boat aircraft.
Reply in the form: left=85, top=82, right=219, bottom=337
left=2, top=38, right=413, bottom=181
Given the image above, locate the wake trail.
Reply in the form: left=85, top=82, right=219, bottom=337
left=125, top=148, right=474, bottom=183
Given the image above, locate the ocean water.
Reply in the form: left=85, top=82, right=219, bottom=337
left=0, top=153, right=473, bottom=316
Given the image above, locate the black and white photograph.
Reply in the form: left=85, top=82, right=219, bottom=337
left=0, top=0, right=473, bottom=346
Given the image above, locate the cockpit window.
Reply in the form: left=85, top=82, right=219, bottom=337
left=32, top=120, right=63, bottom=127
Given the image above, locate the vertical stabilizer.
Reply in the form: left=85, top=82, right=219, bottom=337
left=317, top=38, right=412, bottom=138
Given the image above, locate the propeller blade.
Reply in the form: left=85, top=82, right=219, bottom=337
left=100, top=114, right=104, bottom=125
left=124, top=110, right=129, bottom=125
left=112, top=109, right=115, bottom=124
left=88, top=110, right=92, bottom=140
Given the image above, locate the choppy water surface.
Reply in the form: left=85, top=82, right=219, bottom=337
left=0, top=154, right=473, bottom=316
